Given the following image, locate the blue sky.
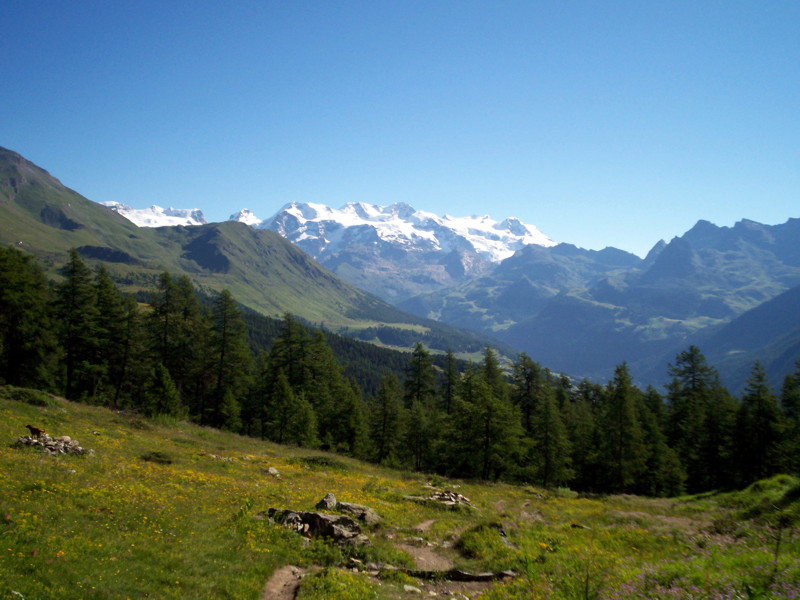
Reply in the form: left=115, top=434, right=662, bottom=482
left=3, top=1, right=798, bottom=257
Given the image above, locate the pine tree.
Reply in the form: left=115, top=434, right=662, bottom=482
left=270, top=313, right=311, bottom=389
left=441, top=349, right=459, bottom=415
left=450, top=369, right=521, bottom=480
left=144, top=364, right=184, bottom=418
left=563, top=383, right=601, bottom=492
left=368, top=374, right=405, bottom=464
left=511, top=353, right=547, bottom=435
left=0, top=247, right=55, bottom=388
left=404, top=399, right=433, bottom=471
left=780, top=362, right=800, bottom=475
left=55, top=249, right=100, bottom=400
left=482, top=347, right=509, bottom=403
left=93, top=265, right=130, bottom=405
left=736, top=362, right=781, bottom=484
left=285, top=391, right=318, bottom=448
left=666, top=345, right=733, bottom=491
left=637, top=387, right=686, bottom=496
left=530, top=385, right=572, bottom=488
left=403, top=342, right=436, bottom=408
left=208, top=289, right=252, bottom=429
left=267, top=371, right=295, bottom=444
left=601, top=363, right=646, bottom=493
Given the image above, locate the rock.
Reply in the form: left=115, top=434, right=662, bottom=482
left=267, top=467, right=280, bottom=478
left=337, top=501, right=382, bottom=526
left=268, top=508, right=364, bottom=544
left=316, top=492, right=337, bottom=510
left=404, top=584, right=422, bottom=594
left=314, top=493, right=382, bottom=526
left=428, top=490, right=474, bottom=507
left=15, top=435, right=88, bottom=456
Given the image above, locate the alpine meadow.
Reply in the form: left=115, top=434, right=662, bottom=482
left=2, top=146, right=800, bottom=599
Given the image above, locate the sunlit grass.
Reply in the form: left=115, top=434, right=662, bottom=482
left=2, top=391, right=799, bottom=599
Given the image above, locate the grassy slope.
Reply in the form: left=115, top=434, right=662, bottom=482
left=0, top=147, right=493, bottom=351
left=2, top=390, right=799, bottom=600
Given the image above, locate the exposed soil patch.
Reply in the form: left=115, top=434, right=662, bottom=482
left=396, top=543, right=454, bottom=571
left=412, top=518, right=436, bottom=532
left=260, top=565, right=305, bottom=600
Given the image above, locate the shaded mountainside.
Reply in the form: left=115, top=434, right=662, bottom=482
left=402, top=215, right=800, bottom=389
left=636, top=283, right=800, bottom=394
left=0, top=147, right=497, bottom=355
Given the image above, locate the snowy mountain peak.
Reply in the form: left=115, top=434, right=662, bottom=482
left=229, top=208, right=261, bottom=226
left=258, top=201, right=555, bottom=263
left=103, top=202, right=206, bottom=227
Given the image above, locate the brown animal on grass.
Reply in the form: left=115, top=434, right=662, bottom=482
left=25, top=424, right=45, bottom=440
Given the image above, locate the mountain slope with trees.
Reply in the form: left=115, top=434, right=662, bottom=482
left=402, top=216, right=800, bottom=389
left=3, top=244, right=799, bottom=497
left=0, top=146, right=497, bottom=355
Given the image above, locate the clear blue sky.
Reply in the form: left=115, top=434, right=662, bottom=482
left=3, top=1, right=798, bottom=257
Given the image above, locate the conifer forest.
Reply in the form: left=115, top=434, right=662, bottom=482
left=2, top=246, right=799, bottom=496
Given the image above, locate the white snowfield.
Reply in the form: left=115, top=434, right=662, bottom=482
left=250, top=201, right=556, bottom=263
left=103, top=202, right=207, bottom=227
left=103, top=199, right=555, bottom=263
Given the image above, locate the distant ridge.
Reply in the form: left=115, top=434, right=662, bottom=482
left=0, top=146, right=500, bottom=356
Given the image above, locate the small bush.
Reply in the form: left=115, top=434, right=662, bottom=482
left=296, top=455, right=350, bottom=471
left=0, top=385, right=60, bottom=407
left=140, top=450, right=173, bottom=465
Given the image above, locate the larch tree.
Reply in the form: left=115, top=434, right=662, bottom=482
left=55, top=249, right=100, bottom=400
left=735, top=362, right=782, bottom=484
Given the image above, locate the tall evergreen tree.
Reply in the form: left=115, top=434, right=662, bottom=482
left=267, top=371, right=296, bottom=444
left=55, top=249, right=100, bottom=400
left=208, top=289, right=252, bottom=429
left=780, top=362, right=800, bottom=475
left=563, top=385, right=602, bottom=492
left=482, top=347, right=509, bottom=403
left=403, top=342, right=436, bottom=408
left=440, top=349, right=459, bottom=415
left=735, top=362, right=781, bottom=484
left=530, top=385, right=572, bottom=488
left=144, top=364, right=184, bottom=418
left=511, top=353, right=547, bottom=435
left=93, top=265, right=131, bottom=405
left=0, top=247, right=55, bottom=388
left=601, top=363, right=646, bottom=493
left=270, top=313, right=311, bottom=390
left=666, top=345, right=733, bottom=491
left=453, top=369, right=522, bottom=479
left=369, top=374, right=405, bottom=464
left=637, top=387, right=686, bottom=496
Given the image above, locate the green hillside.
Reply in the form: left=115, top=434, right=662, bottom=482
left=2, top=390, right=799, bottom=599
left=0, top=146, right=492, bottom=354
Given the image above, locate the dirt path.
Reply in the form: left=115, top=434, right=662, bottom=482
left=412, top=518, right=436, bottom=532
left=395, top=543, right=454, bottom=571
left=260, top=565, right=304, bottom=600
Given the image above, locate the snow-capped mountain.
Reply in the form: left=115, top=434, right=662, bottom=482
left=103, top=202, right=207, bottom=227
left=233, top=201, right=555, bottom=263
left=229, top=208, right=262, bottom=226
left=106, top=198, right=555, bottom=302
left=229, top=201, right=556, bottom=302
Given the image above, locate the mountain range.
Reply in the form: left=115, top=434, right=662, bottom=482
left=3, top=145, right=799, bottom=392
left=0, top=146, right=495, bottom=357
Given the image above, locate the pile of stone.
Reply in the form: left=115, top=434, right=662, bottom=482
left=16, top=434, right=91, bottom=456
left=428, top=490, right=474, bottom=507
left=315, top=492, right=382, bottom=526
left=267, top=508, right=370, bottom=546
